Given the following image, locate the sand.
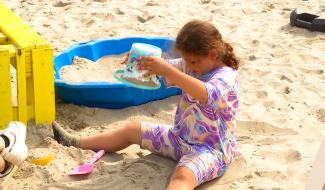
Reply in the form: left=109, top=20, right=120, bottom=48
left=2, top=0, right=325, bottom=189
left=60, top=55, right=126, bottom=83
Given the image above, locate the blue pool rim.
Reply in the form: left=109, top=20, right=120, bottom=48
left=54, top=36, right=181, bottom=109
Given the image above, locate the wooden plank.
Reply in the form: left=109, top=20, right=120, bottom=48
left=12, top=105, right=34, bottom=121
left=16, top=49, right=27, bottom=125
left=32, top=48, right=55, bottom=124
left=0, top=3, right=50, bottom=49
left=0, top=45, right=17, bottom=59
left=0, top=32, right=8, bottom=44
left=0, top=49, right=12, bottom=129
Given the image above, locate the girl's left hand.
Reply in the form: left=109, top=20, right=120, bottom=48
left=139, top=56, right=173, bottom=77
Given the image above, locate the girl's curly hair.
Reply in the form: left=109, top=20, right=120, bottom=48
left=175, top=20, right=239, bottom=70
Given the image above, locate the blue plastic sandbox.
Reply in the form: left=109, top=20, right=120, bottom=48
left=54, top=37, right=181, bottom=109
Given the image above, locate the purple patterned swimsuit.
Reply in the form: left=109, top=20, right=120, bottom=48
left=141, top=59, right=239, bottom=185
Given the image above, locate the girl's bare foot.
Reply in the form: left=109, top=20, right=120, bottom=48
left=52, top=121, right=80, bottom=147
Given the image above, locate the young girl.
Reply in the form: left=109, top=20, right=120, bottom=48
left=53, top=20, right=240, bottom=190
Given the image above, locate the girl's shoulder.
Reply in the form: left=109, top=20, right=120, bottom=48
left=211, top=67, right=239, bottom=88
left=212, top=66, right=237, bottom=79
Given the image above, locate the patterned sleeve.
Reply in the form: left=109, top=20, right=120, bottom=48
left=204, top=77, right=231, bottom=106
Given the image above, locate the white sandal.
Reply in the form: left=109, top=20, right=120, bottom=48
left=0, top=121, right=28, bottom=167
left=0, top=121, right=28, bottom=187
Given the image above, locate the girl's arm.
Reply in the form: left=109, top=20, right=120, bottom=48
left=165, top=66, right=208, bottom=104
left=139, top=56, right=208, bottom=104
left=162, top=58, right=183, bottom=87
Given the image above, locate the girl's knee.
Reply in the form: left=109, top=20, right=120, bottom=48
left=170, top=166, right=197, bottom=187
left=125, top=121, right=141, bottom=133
left=125, top=121, right=141, bottom=145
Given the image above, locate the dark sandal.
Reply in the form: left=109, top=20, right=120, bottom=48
left=290, top=9, right=325, bottom=32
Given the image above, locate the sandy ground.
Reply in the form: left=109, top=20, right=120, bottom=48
left=60, top=55, right=125, bottom=83
left=2, top=0, right=325, bottom=189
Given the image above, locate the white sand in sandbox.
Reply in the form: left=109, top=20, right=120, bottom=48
left=60, top=55, right=126, bottom=83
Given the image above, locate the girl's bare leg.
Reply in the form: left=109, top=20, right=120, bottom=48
left=79, top=121, right=141, bottom=151
left=53, top=121, right=141, bottom=152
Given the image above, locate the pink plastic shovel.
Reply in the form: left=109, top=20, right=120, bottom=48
left=69, top=149, right=105, bottom=176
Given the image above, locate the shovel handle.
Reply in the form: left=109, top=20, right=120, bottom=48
left=88, top=149, right=105, bottom=164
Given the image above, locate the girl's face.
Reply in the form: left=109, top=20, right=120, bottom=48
left=181, top=50, right=223, bottom=75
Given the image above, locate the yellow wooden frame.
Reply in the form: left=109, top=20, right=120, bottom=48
left=0, top=3, right=55, bottom=128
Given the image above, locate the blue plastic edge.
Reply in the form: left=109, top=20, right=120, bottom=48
left=54, top=36, right=181, bottom=109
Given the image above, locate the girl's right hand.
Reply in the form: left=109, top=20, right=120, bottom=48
left=139, top=56, right=174, bottom=77
left=120, top=52, right=130, bottom=64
